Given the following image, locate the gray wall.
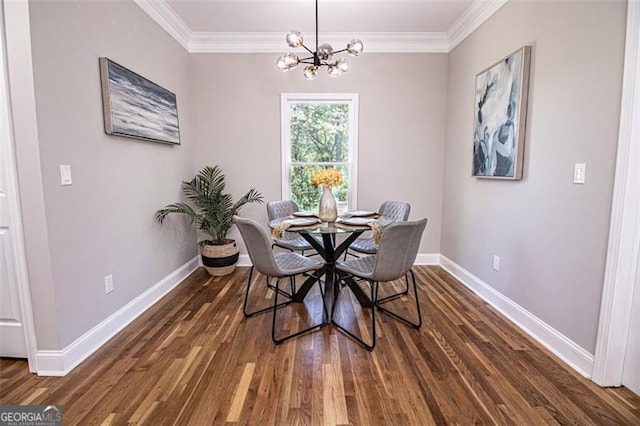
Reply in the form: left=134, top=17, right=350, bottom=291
left=441, top=0, right=626, bottom=353
left=25, top=0, right=196, bottom=348
left=188, top=53, right=448, bottom=253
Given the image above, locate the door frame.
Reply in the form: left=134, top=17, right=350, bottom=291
left=1, top=0, right=38, bottom=372
left=592, top=0, right=640, bottom=387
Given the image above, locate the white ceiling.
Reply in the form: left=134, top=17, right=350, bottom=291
left=135, top=0, right=508, bottom=52
left=166, top=0, right=474, bottom=33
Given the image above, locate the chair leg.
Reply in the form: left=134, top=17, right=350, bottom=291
left=375, top=269, right=422, bottom=328
left=267, top=269, right=294, bottom=298
left=272, top=272, right=326, bottom=345
left=331, top=278, right=376, bottom=351
left=243, top=267, right=292, bottom=317
left=376, top=273, right=410, bottom=304
left=343, top=248, right=362, bottom=261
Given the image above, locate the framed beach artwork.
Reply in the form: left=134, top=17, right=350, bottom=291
left=99, top=57, right=180, bottom=144
left=472, top=46, right=531, bottom=179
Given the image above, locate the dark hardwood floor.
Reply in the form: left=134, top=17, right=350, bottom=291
left=1, top=266, right=639, bottom=425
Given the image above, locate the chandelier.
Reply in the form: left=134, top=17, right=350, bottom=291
left=276, top=0, right=364, bottom=80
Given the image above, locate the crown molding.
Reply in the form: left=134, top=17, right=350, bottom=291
left=136, top=0, right=507, bottom=54
left=190, top=32, right=285, bottom=53
left=190, top=31, right=448, bottom=53
left=133, top=0, right=191, bottom=50
left=354, top=32, right=449, bottom=53
left=447, top=0, right=509, bottom=51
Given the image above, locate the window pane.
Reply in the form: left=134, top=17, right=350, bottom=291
left=290, top=104, right=350, bottom=163
left=290, top=164, right=349, bottom=213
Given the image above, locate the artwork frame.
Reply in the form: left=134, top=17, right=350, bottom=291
left=472, top=46, right=531, bottom=180
left=99, top=57, right=180, bottom=145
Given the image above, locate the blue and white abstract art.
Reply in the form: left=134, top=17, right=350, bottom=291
left=99, top=58, right=180, bottom=144
left=472, top=46, right=531, bottom=179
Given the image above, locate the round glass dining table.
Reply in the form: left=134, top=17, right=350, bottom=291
left=268, top=217, right=391, bottom=320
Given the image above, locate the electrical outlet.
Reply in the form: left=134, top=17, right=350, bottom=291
left=492, top=255, right=500, bottom=271
left=104, top=274, right=114, bottom=294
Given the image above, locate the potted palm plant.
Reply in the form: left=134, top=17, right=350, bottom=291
left=155, top=165, right=263, bottom=276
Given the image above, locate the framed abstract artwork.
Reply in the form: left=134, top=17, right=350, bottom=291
left=99, top=57, right=180, bottom=144
left=472, top=46, right=531, bottom=179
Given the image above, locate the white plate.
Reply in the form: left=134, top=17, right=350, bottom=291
left=293, top=211, right=318, bottom=218
left=346, top=210, right=377, bottom=217
left=338, top=217, right=375, bottom=226
left=285, top=218, right=320, bottom=226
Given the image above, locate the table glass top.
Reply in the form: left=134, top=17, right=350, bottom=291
left=268, top=215, right=393, bottom=235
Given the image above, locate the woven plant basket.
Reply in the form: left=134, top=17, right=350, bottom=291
left=201, top=240, right=239, bottom=276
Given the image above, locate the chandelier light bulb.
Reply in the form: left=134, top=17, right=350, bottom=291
left=336, top=58, right=350, bottom=73
left=327, top=63, right=342, bottom=77
left=347, top=39, right=364, bottom=56
left=276, top=55, right=289, bottom=71
left=284, top=52, right=299, bottom=68
left=304, top=65, right=318, bottom=80
left=286, top=31, right=304, bottom=48
left=317, top=43, right=334, bottom=61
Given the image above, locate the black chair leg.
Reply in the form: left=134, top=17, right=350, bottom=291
left=343, top=249, right=362, bottom=261
left=243, top=267, right=292, bottom=317
left=272, top=272, right=326, bottom=345
left=331, top=279, right=376, bottom=351
left=375, top=269, right=422, bottom=328
left=376, top=273, right=410, bottom=304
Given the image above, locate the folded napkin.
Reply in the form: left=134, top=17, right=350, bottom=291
left=368, top=220, right=384, bottom=244
left=272, top=221, right=293, bottom=239
left=335, top=219, right=384, bottom=244
left=271, top=218, right=320, bottom=239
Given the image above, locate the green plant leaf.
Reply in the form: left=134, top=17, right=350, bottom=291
left=155, top=165, right=264, bottom=245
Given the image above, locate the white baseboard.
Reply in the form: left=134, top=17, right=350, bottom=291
left=35, top=256, right=200, bottom=376
left=439, top=255, right=594, bottom=378
left=238, top=253, right=252, bottom=267
left=415, top=253, right=439, bottom=265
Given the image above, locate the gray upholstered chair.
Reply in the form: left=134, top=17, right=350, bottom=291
left=346, top=200, right=411, bottom=257
left=267, top=200, right=315, bottom=255
left=333, top=218, right=427, bottom=350
left=233, top=216, right=326, bottom=344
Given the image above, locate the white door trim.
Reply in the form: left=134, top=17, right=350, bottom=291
left=592, top=0, right=640, bottom=386
left=1, top=0, right=38, bottom=371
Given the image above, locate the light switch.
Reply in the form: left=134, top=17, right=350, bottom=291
left=573, top=163, right=586, bottom=184
left=60, top=165, right=72, bottom=186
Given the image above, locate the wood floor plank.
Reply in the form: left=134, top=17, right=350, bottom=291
left=322, top=336, right=348, bottom=425
left=226, top=363, right=256, bottom=422
left=1, top=266, right=639, bottom=425
left=19, top=387, right=47, bottom=405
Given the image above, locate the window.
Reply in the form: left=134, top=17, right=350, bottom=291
left=281, top=93, right=358, bottom=213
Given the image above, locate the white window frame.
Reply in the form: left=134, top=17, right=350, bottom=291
left=280, top=92, right=359, bottom=210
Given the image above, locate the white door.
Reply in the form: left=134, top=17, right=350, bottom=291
left=0, top=201, right=27, bottom=358
left=0, top=7, right=28, bottom=358
left=622, top=251, right=640, bottom=395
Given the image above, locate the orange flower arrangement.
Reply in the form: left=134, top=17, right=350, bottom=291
left=311, top=169, right=343, bottom=188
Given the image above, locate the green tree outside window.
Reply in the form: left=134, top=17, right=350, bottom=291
left=289, top=103, right=350, bottom=211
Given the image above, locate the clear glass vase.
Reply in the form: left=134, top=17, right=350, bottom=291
left=318, top=186, right=338, bottom=223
